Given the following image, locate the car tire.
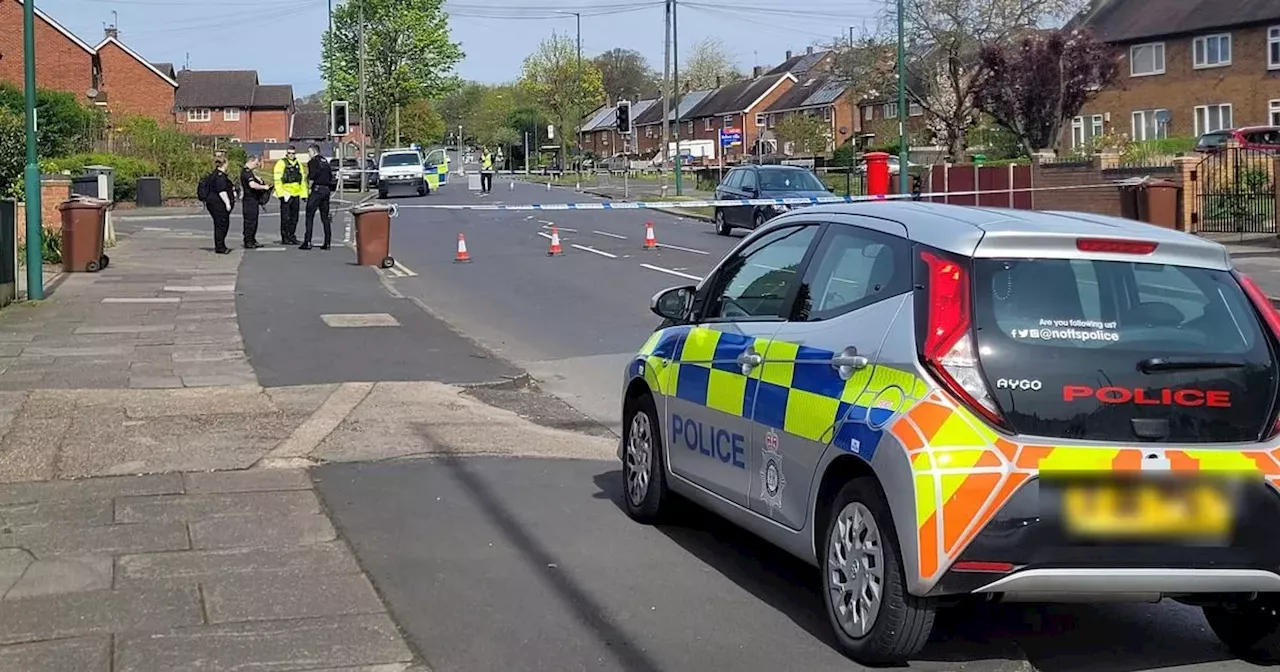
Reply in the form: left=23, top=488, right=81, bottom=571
left=1204, top=598, right=1280, bottom=662
left=714, top=209, right=732, bottom=236
left=418, top=184, right=427, bottom=197
left=377, top=189, right=387, bottom=199
left=752, top=211, right=766, bottom=230
left=621, top=392, right=671, bottom=525
left=822, top=476, right=936, bottom=666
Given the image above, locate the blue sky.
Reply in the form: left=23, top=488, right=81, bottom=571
left=36, top=0, right=883, bottom=96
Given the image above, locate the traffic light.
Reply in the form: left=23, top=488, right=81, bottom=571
left=331, top=100, right=349, bottom=137
left=616, top=100, right=632, bottom=135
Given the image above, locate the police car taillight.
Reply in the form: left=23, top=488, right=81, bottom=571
left=919, top=250, right=1008, bottom=431
left=1235, top=271, right=1280, bottom=440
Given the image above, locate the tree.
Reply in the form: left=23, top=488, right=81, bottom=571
left=0, top=84, right=103, bottom=158
left=773, top=113, right=831, bottom=156
left=975, top=29, right=1117, bottom=154
left=397, top=99, right=446, bottom=146
left=592, top=48, right=656, bottom=103
left=519, top=32, right=604, bottom=165
left=894, top=0, right=1085, bottom=161
left=0, top=108, right=24, bottom=200
left=681, top=37, right=743, bottom=90
left=435, top=81, right=487, bottom=141
left=321, top=0, right=463, bottom=149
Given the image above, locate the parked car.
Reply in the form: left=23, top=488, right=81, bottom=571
left=338, top=158, right=378, bottom=189
left=1195, top=126, right=1280, bottom=153
left=712, top=165, right=834, bottom=236
left=377, top=148, right=427, bottom=198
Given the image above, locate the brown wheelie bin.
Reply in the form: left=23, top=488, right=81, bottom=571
left=351, top=203, right=395, bottom=268
left=56, top=197, right=110, bottom=273
left=1136, top=179, right=1180, bottom=229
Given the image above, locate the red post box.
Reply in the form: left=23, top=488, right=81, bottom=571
left=864, top=151, right=890, bottom=200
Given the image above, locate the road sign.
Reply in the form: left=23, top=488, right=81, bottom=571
left=720, top=128, right=742, bottom=147
left=547, top=125, right=555, bottom=140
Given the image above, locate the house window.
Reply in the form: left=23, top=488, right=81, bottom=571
left=1071, top=114, right=1103, bottom=148
left=862, top=106, right=873, bottom=121
left=1194, top=104, right=1232, bottom=136
left=909, top=101, right=923, bottom=116
left=645, top=126, right=653, bottom=138
left=755, top=113, right=765, bottom=126
left=823, top=107, right=832, bottom=122
left=1071, top=117, right=1084, bottom=148
left=1131, top=109, right=1169, bottom=141
left=723, top=115, right=733, bottom=126
left=263, top=138, right=277, bottom=143
left=1192, top=33, right=1231, bottom=68
left=223, top=108, right=240, bottom=121
left=687, top=121, right=693, bottom=133
left=1129, top=42, right=1165, bottom=76
left=1270, top=99, right=1280, bottom=126
left=1269, top=26, right=1280, bottom=69
left=767, top=114, right=776, bottom=128
left=1091, top=114, right=1103, bottom=139
left=883, top=102, right=898, bottom=119
left=704, top=118, right=713, bottom=131
left=186, top=108, right=211, bottom=122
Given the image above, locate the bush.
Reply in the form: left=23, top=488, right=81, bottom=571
left=0, top=84, right=103, bottom=158
left=0, top=108, right=23, bottom=198
left=46, top=153, right=159, bottom=201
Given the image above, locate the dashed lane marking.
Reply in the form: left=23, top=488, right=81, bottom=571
left=102, top=297, right=180, bottom=304
left=320, top=313, right=401, bottom=328
left=640, top=263, right=703, bottom=282
left=656, top=242, right=709, bottom=255
left=570, top=244, right=617, bottom=259
left=541, top=223, right=578, bottom=233
left=592, top=230, right=627, bottom=239
left=162, top=285, right=235, bottom=293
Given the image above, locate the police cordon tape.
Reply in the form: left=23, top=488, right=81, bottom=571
left=386, top=181, right=1126, bottom=211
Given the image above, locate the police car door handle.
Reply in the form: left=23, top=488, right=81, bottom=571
left=831, top=349, right=869, bottom=380
left=737, top=350, right=763, bottom=374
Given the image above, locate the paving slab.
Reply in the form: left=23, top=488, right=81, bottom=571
left=0, top=635, right=112, bottom=672
left=114, top=490, right=322, bottom=523
left=4, top=555, right=114, bottom=599
left=0, top=586, right=201, bottom=645
left=202, top=572, right=384, bottom=623
left=190, top=512, right=337, bottom=549
left=183, top=468, right=312, bottom=494
left=0, top=521, right=189, bottom=556
left=0, top=498, right=115, bottom=527
left=115, top=542, right=362, bottom=588
left=0, top=474, right=183, bottom=505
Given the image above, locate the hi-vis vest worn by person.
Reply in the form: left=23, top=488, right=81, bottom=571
left=273, top=157, right=309, bottom=199
left=481, top=153, right=493, bottom=172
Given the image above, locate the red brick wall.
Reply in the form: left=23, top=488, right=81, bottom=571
left=0, top=0, right=95, bottom=101
left=1031, top=161, right=1122, bottom=216
left=250, top=109, right=290, bottom=142
left=175, top=106, right=251, bottom=139
left=15, top=176, right=72, bottom=246
left=96, top=41, right=174, bottom=124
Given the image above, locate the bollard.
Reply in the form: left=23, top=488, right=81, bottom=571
left=864, top=152, right=891, bottom=200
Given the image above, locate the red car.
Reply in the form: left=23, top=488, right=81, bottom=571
left=1195, top=126, right=1280, bottom=152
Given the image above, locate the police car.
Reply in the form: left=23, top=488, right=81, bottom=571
left=619, top=202, right=1280, bottom=664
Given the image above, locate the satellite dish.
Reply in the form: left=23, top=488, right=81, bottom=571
left=1155, top=110, right=1171, bottom=124
left=86, top=88, right=99, bottom=99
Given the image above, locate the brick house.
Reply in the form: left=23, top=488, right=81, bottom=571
left=93, top=33, right=177, bottom=123
left=173, top=70, right=294, bottom=142
left=763, top=76, right=858, bottom=155
left=766, top=46, right=835, bottom=77
left=0, top=0, right=96, bottom=102
left=683, top=70, right=797, bottom=162
left=633, top=88, right=715, bottom=159
left=857, top=92, right=929, bottom=149
left=1065, top=0, right=1280, bottom=148
left=581, top=99, right=657, bottom=157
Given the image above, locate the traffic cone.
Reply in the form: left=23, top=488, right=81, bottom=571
left=454, top=233, right=472, bottom=263
left=643, top=221, right=658, bottom=251
left=547, top=227, right=563, bottom=256
left=546, top=180, right=551, bottom=191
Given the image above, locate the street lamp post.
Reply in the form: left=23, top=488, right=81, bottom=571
left=556, top=11, right=583, bottom=190
left=22, top=0, right=42, bottom=299
left=896, top=0, right=909, bottom=195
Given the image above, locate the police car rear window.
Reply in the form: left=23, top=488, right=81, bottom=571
left=973, top=259, right=1264, bottom=354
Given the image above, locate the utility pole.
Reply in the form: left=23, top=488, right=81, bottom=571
left=395, top=104, right=401, bottom=146
left=22, top=0, right=42, bottom=299
left=524, top=131, right=530, bottom=175
left=574, top=12, right=582, bottom=191
left=896, top=0, right=909, bottom=195
left=661, top=0, right=671, bottom=192
left=358, top=0, right=368, bottom=193
left=672, top=0, right=682, bottom=196
left=846, top=25, right=854, bottom=197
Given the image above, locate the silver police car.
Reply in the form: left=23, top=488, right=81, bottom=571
left=619, top=202, right=1280, bottom=665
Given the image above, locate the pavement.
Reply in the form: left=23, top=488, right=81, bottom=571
left=0, top=213, right=614, bottom=670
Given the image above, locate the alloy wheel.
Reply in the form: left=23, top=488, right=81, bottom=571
left=625, top=411, right=653, bottom=506
left=828, top=501, right=886, bottom=638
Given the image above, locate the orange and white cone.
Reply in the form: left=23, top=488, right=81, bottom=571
left=454, top=233, right=472, bottom=263
left=547, top=226, right=564, bottom=256
left=642, top=221, right=658, bottom=251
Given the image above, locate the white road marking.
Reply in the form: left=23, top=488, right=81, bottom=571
left=640, top=264, right=703, bottom=282
left=656, top=242, right=709, bottom=255
left=392, top=261, right=418, bottom=277
left=541, top=223, right=577, bottom=233
left=536, top=231, right=553, bottom=240
left=162, top=285, right=235, bottom=292
left=592, top=230, right=627, bottom=239
left=320, top=313, right=401, bottom=328
left=571, top=244, right=617, bottom=259
left=253, top=246, right=286, bottom=251
left=102, top=297, right=180, bottom=304
left=538, top=220, right=555, bottom=225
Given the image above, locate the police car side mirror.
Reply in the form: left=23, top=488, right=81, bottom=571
left=652, top=285, right=695, bottom=322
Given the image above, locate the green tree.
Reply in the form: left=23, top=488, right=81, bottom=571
left=681, top=38, right=743, bottom=90
left=592, top=48, right=656, bottom=103
left=0, top=84, right=102, bottom=158
left=321, top=0, right=463, bottom=149
left=435, top=81, right=485, bottom=141
left=0, top=108, right=25, bottom=199
left=519, top=32, right=604, bottom=165
left=773, top=113, right=831, bottom=156
left=397, top=99, right=446, bottom=146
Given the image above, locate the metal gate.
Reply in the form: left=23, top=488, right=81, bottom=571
left=1193, top=148, right=1277, bottom=234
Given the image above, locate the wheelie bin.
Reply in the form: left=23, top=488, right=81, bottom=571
left=56, top=197, right=110, bottom=273
left=351, top=202, right=395, bottom=269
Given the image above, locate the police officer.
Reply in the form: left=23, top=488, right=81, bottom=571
left=273, top=145, right=308, bottom=245
left=301, top=144, right=335, bottom=250
left=240, top=155, right=270, bottom=249
left=479, top=147, right=494, bottom=194
left=202, top=158, right=236, bottom=254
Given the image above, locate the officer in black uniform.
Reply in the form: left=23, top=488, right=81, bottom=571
left=239, top=155, right=269, bottom=248
left=301, top=144, right=335, bottom=250
left=202, top=158, right=236, bottom=254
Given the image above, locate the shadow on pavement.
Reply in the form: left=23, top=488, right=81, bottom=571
left=589, top=468, right=1242, bottom=672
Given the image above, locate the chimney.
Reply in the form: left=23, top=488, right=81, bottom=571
left=752, top=65, right=763, bottom=77
left=786, top=50, right=793, bottom=60
left=806, top=46, right=814, bottom=55
left=104, top=26, right=118, bottom=40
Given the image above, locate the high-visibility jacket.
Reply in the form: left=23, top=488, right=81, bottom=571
left=273, top=157, right=309, bottom=198
left=481, top=152, right=493, bottom=172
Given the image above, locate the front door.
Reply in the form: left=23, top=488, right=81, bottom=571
left=666, top=222, right=823, bottom=507
left=750, top=219, right=913, bottom=530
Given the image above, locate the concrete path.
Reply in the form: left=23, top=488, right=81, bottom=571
left=0, top=223, right=614, bottom=670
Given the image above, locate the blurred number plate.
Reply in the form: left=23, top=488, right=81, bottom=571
left=1062, top=481, right=1234, bottom=540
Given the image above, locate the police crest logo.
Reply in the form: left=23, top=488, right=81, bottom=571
left=759, top=429, right=786, bottom=512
